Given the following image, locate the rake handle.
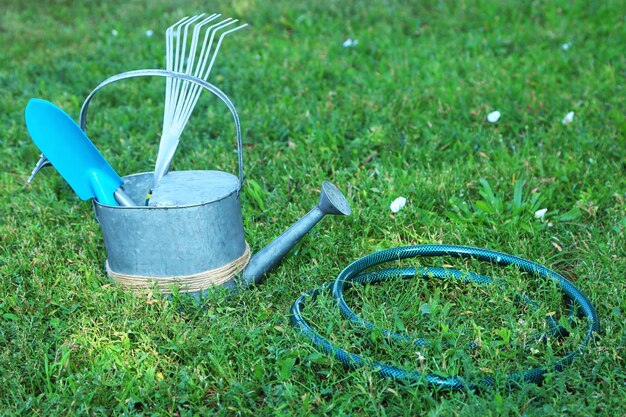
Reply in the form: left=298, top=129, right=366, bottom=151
left=78, top=69, right=245, bottom=189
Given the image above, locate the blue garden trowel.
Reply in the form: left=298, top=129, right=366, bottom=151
left=25, top=98, right=135, bottom=206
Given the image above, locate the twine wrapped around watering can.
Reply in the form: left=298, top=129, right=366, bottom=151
left=105, top=242, right=251, bottom=294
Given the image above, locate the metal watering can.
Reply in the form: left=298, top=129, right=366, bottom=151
left=31, top=69, right=351, bottom=296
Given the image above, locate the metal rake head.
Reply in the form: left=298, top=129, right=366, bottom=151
left=154, top=13, right=248, bottom=187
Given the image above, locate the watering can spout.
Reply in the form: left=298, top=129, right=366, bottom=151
left=241, top=181, right=351, bottom=285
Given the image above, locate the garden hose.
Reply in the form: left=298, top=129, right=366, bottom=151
left=289, top=245, right=600, bottom=390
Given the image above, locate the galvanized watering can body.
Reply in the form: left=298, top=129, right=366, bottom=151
left=94, top=171, right=246, bottom=279
left=81, top=70, right=350, bottom=295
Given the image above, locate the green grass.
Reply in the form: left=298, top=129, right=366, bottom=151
left=1, top=0, right=625, bottom=415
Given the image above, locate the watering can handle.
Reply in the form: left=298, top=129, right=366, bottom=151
left=78, top=69, right=245, bottom=187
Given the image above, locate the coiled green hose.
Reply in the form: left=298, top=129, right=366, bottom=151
left=289, top=245, right=600, bottom=390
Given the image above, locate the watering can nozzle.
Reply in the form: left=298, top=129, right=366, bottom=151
left=318, top=181, right=352, bottom=216
left=241, top=181, right=351, bottom=285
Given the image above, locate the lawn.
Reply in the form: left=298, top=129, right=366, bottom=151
left=1, top=0, right=625, bottom=415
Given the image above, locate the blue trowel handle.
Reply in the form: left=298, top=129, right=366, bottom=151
left=86, top=168, right=135, bottom=206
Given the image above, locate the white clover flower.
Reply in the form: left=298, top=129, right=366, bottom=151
left=487, top=110, right=501, bottom=123
left=145, top=29, right=154, bottom=37
left=561, top=42, right=571, bottom=51
left=390, top=197, right=407, bottom=213
left=111, top=29, right=119, bottom=37
left=562, top=111, right=574, bottom=125
left=534, top=208, right=548, bottom=219
left=343, top=38, right=358, bottom=48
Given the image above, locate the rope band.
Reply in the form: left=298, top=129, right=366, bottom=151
left=106, top=242, right=250, bottom=294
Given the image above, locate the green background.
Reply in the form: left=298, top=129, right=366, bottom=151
left=1, top=1, right=624, bottom=415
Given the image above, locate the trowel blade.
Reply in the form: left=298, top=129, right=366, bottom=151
left=24, top=98, right=123, bottom=206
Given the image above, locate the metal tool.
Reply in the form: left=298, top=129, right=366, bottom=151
left=154, top=14, right=247, bottom=188
left=27, top=154, right=51, bottom=183
left=80, top=69, right=351, bottom=295
left=24, top=99, right=135, bottom=206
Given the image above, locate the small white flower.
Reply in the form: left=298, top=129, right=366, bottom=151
left=145, top=29, right=154, bottom=38
left=390, top=196, right=407, bottom=213
left=343, top=38, right=358, bottom=48
left=534, top=208, right=548, bottom=219
left=562, top=111, right=574, bottom=125
left=561, top=42, right=571, bottom=51
left=487, top=110, right=501, bottom=123
left=111, top=29, right=118, bottom=37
